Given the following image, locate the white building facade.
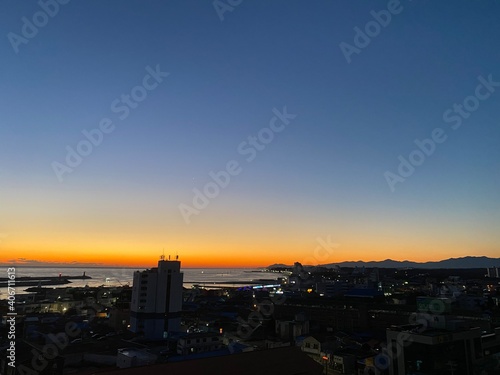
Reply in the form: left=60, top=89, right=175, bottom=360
left=130, top=258, right=183, bottom=339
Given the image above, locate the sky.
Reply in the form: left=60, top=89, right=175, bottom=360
left=0, top=0, right=499, bottom=268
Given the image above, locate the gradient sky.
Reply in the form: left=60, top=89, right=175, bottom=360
left=1, top=1, right=499, bottom=267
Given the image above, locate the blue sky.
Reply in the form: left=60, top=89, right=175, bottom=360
left=1, top=0, right=499, bottom=266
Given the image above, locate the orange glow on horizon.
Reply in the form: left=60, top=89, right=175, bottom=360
left=2, top=196, right=498, bottom=268
left=2, top=239, right=498, bottom=268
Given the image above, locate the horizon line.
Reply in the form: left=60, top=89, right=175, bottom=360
left=1, top=255, right=499, bottom=269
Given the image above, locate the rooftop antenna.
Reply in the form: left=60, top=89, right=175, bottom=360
left=176, top=252, right=178, bottom=260
left=160, top=249, right=165, bottom=260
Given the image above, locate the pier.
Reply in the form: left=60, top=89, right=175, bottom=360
left=0, top=272, right=91, bottom=287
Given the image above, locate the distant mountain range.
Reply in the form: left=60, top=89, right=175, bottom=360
left=268, top=256, right=500, bottom=269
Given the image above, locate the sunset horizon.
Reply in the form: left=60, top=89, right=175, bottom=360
left=2, top=252, right=499, bottom=269
left=2, top=1, right=498, bottom=274
left=2, top=2, right=500, bottom=373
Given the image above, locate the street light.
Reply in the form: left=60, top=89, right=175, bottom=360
left=322, top=355, right=328, bottom=375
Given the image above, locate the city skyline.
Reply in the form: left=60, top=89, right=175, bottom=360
left=1, top=1, right=499, bottom=268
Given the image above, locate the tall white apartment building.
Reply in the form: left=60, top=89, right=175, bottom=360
left=130, top=257, right=183, bottom=339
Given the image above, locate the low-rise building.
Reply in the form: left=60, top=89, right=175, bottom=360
left=386, top=326, right=500, bottom=375
left=300, top=335, right=322, bottom=356
left=117, top=348, right=157, bottom=368
left=177, top=332, right=223, bottom=355
left=275, top=313, right=310, bottom=342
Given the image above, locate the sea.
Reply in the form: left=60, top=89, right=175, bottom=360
left=0, top=266, right=277, bottom=297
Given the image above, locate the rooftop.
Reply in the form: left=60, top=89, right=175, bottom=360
left=93, top=346, right=323, bottom=375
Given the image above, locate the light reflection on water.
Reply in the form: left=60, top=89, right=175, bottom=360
left=0, top=266, right=278, bottom=295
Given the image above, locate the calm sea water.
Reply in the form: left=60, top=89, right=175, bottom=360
left=0, top=266, right=276, bottom=296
